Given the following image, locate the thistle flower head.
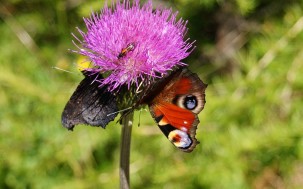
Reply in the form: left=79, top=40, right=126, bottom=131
left=74, top=0, right=194, bottom=91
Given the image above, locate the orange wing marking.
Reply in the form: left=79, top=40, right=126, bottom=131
left=155, top=102, right=195, bottom=132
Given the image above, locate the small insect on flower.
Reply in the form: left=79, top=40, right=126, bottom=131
left=118, top=43, right=136, bottom=59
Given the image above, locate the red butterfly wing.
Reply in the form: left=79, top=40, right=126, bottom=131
left=151, top=102, right=195, bottom=131
left=148, top=68, right=207, bottom=152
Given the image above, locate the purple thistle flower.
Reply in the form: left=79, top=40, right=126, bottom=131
left=73, top=0, right=194, bottom=91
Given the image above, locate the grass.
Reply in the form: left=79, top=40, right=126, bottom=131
left=0, top=0, right=303, bottom=188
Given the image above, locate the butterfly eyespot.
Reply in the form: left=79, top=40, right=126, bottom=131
left=168, top=130, right=192, bottom=148
left=183, top=95, right=198, bottom=110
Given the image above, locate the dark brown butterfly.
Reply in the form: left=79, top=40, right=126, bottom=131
left=61, top=71, right=118, bottom=130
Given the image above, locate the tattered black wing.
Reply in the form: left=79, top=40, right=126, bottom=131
left=61, top=73, right=118, bottom=130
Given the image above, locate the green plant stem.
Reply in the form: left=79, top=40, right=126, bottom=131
left=120, top=112, right=133, bottom=189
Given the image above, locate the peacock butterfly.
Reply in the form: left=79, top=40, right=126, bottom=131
left=62, top=68, right=207, bottom=152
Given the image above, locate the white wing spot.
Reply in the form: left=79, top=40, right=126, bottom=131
left=181, top=127, right=188, bottom=132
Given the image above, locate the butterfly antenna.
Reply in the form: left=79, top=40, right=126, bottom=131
left=107, top=107, right=133, bottom=116
left=52, top=66, right=75, bottom=74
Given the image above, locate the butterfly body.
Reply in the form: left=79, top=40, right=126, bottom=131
left=62, top=68, right=207, bottom=152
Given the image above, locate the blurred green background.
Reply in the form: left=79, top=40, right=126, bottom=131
left=1, top=0, right=303, bottom=188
